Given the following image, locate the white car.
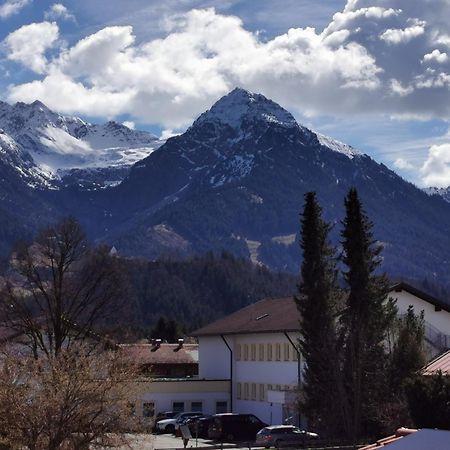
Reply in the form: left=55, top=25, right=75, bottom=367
left=156, top=412, right=203, bottom=434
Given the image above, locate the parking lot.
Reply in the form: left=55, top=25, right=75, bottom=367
left=117, top=433, right=254, bottom=450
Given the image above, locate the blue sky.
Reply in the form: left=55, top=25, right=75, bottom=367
left=1, top=0, right=450, bottom=187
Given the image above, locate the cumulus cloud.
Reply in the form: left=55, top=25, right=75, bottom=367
left=380, top=19, right=425, bottom=44
left=3, top=1, right=450, bottom=129
left=0, top=0, right=30, bottom=19
left=423, top=49, right=448, bottom=64
left=421, top=143, right=450, bottom=187
left=2, top=22, right=59, bottom=73
left=44, top=3, right=75, bottom=22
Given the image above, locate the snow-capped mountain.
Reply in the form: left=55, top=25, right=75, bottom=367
left=92, top=88, right=450, bottom=287
left=0, top=100, right=163, bottom=189
left=1, top=87, right=450, bottom=290
left=424, top=186, right=450, bottom=203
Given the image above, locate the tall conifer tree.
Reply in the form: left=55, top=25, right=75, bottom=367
left=296, top=192, right=343, bottom=436
left=340, top=188, right=396, bottom=442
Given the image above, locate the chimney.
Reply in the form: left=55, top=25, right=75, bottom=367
left=174, top=338, right=184, bottom=352
left=151, top=338, right=162, bottom=351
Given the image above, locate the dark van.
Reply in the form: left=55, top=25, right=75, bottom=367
left=208, top=414, right=267, bottom=441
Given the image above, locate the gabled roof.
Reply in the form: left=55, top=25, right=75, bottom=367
left=421, top=349, right=450, bottom=375
left=390, top=282, right=450, bottom=314
left=192, top=297, right=300, bottom=337
left=118, top=343, right=198, bottom=365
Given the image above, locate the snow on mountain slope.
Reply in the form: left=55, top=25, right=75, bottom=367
left=0, top=100, right=163, bottom=188
left=424, top=186, right=450, bottom=203
left=316, top=132, right=361, bottom=159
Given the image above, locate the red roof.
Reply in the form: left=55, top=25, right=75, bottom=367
left=118, top=343, right=198, bottom=365
left=422, top=349, right=450, bottom=375
left=359, top=428, right=417, bottom=449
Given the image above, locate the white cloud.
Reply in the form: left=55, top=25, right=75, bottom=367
left=421, top=143, right=450, bottom=187
left=2, top=22, right=59, bottom=74
left=390, top=79, right=414, bottom=96
left=423, top=49, right=448, bottom=64
left=44, top=3, right=75, bottom=22
left=380, top=20, right=425, bottom=45
left=394, top=157, right=414, bottom=170
left=0, top=0, right=30, bottom=19
left=4, top=1, right=450, bottom=128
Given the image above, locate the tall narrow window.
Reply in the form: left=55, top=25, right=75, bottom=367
left=251, top=383, right=257, bottom=400
left=267, top=344, right=272, bottom=361
left=236, top=344, right=242, bottom=361
left=259, top=384, right=265, bottom=401
left=244, top=383, right=249, bottom=400
left=275, top=343, right=281, bottom=361
left=283, top=343, right=290, bottom=361
left=243, top=344, right=249, bottom=361
left=237, top=382, right=242, bottom=399
left=251, top=344, right=256, bottom=361
left=292, top=348, right=299, bottom=361
left=258, top=343, right=264, bottom=361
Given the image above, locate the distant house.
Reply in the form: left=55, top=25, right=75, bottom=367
left=389, top=282, right=450, bottom=354
left=120, top=341, right=230, bottom=420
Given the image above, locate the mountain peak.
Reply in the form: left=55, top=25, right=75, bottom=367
left=193, top=87, right=298, bottom=131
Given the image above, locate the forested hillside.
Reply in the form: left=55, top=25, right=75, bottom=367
left=118, top=252, right=297, bottom=335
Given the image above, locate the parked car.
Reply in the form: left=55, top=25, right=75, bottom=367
left=186, top=415, right=213, bottom=438
left=255, top=425, right=319, bottom=448
left=175, top=412, right=204, bottom=431
left=155, top=411, right=178, bottom=422
left=156, top=412, right=203, bottom=434
left=208, top=413, right=268, bottom=442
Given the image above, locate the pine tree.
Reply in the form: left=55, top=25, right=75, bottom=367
left=340, top=188, right=396, bottom=442
left=296, top=192, right=343, bottom=437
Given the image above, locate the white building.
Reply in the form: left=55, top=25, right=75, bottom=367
left=193, top=297, right=303, bottom=426
left=192, top=283, right=450, bottom=426
left=390, top=282, right=450, bottom=353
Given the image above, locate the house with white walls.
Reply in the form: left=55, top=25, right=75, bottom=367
left=389, top=282, right=450, bottom=354
left=193, top=297, right=303, bottom=426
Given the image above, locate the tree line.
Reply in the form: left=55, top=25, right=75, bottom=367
left=296, top=188, right=431, bottom=444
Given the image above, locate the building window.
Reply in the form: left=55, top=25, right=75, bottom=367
left=216, top=401, right=228, bottom=414
left=267, top=384, right=272, bottom=393
left=259, top=384, right=265, bottom=401
left=275, top=343, right=281, bottom=361
left=173, top=402, right=184, bottom=413
left=251, top=344, right=256, bottom=361
left=292, top=348, right=299, bottom=361
left=236, top=344, right=241, bottom=360
left=275, top=384, right=281, bottom=391
left=258, top=343, right=264, bottom=361
left=244, top=383, right=249, bottom=400
left=283, top=343, right=290, bottom=361
left=191, top=401, right=203, bottom=412
left=251, top=383, right=257, bottom=400
left=267, top=344, right=272, bottom=361
left=143, top=402, right=155, bottom=418
left=243, top=344, right=249, bottom=361
left=237, top=382, right=242, bottom=399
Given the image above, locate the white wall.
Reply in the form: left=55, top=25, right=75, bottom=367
left=198, top=335, right=231, bottom=379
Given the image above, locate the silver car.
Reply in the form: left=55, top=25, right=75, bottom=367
left=255, top=425, right=319, bottom=448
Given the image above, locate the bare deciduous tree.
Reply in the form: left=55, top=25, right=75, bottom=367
left=0, top=345, right=141, bottom=450
left=0, top=217, right=125, bottom=357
